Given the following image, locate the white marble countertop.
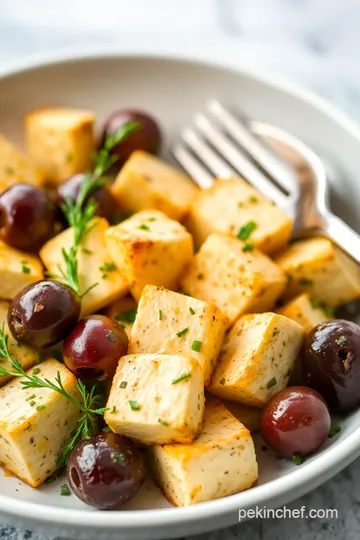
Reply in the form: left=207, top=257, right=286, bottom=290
left=1, top=0, right=360, bottom=539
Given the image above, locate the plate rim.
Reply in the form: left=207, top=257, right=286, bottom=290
left=1, top=47, right=360, bottom=531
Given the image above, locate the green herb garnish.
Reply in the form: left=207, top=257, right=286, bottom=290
left=189, top=307, right=195, bottom=315
left=335, top=335, right=347, bottom=346
left=220, top=378, right=226, bottom=385
left=176, top=327, right=189, bottom=338
left=106, top=330, right=117, bottom=343
left=99, top=263, right=117, bottom=272
left=119, top=381, right=127, bottom=389
left=139, top=224, right=150, bottom=231
left=21, top=260, right=31, bottom=274
left=299, top=278, right=313, bottom=286
left=158, top=418, right=169, bottom=427
left=36, top=405, right=46, bottom=411
left=172, top=373, right=191, bottom=385
left=329, top=421, right=342, bottom=438
left=159, top=310, right=163, bottom=321
left=115, top=309, right=137, bottom=324
left=242, top=242, right=254, bottom=252
left=267, top=377, right=277, bottom=389
left=191, top=340, right=202, bottom=352
left=112, top=453, right=125, bottom=466
left=129, top=400, right=140, bottom=411
left=292, top=454, right=303, bottom=466
left=236, top=220, right=257, bottom=240
left=60, top=484, right=71, bottom=496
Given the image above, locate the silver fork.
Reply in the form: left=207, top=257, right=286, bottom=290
left=172, top=100, right=360, bottom=265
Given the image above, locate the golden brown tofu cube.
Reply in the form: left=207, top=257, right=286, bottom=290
left=277, top=293, right=331, bottom=331
left=276, top=237, right=360, bottom=307
left=209, top=313, right=304, bottom=406
left=25, top=108, right=95, bottom=184
left=185, top=177, right=292, bottom=253
left=129, top=285, right=227, bottom=385
left=40, top=217, right=128, bottom=316
left=105, top=353, right=204, bottom=445
left=105, top=210, right=193, bottom=301
left=181, top=233, right=286, bottom=326
left=148, top=399, right=258, bottom=506
left=0, top=134, right=45, bottom=191
left=111, top=151, right=198, bottom=221
left=0, top=241, right=43, bottom=300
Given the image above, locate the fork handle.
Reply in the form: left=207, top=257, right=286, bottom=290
left=323, top=211, right=360, bottom=265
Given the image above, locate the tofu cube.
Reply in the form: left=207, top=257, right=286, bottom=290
left=0, top=359, right=81, bottom=487
left=40, top=217, right=128, bottom=316
left=277, top=293, right=331, bottom=331
left=0, top=300, right=38, bottom=387
left=221, top=401, right=261, bottom=432
left=105, top=353, right=204, bottom=445
left=276, top=236, right=360, bottom=306
left=0, top=134, right=45, bottom=191
left=104, top=295, right=138, bottom=338
left=148, top=399, right=258, bottom=506
left=129, top=285, right=227, bottom=385
left=181, top=233, right=286, bottom=326
left=209, top=313, right=304, bottom=406
left=105, top=210, right=193, bottom=301
left=25, top=108, right=95, bottom=184
left=0, top=241, right=43, bottom=300
left=185, top=177, right=292, bottom=253
left=111, top=151, right=199, bottom=221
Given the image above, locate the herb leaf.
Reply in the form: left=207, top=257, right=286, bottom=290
left=236, top=221, right=257, bottom=240
left=172, top=372, right=191, bottom=385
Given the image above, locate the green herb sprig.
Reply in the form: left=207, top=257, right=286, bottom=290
left=0, top=322, right=107, bottom=469
left=52, top=121, right=140, bottom=298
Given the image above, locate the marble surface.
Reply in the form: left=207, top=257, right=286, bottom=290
left=1, top=0, right=360, bottom=539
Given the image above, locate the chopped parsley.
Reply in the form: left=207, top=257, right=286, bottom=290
left=99, top=263, right=117, bottom=272
left=335, top=335, right=347, bottom=346
left=36, top=405, right=46, bottom=411
left=60, top=484, right=71, bottom=496
left=44, top=475, right=57, bottom=484
left=220, top=377, right=226, bottom=385
left=292, top=454, right=303, bottom=466
left=159, top=309, right=163, bottom=321
left=158, top=418, right=169, bottom=427
left=189, top=307, right=195, bottom=315
left=172, top=373, right=192, bottom=385
left=329, top=421, right=342, bottom=438
left=242, top=242, right=254, bottom=252
left=176, top=327, right=189, bottom=338
left=29, top=400, right=36, bottom=407
left=32, top=368, right=40, bottom=375
left=236, top=220, right=257, bottom=240
left=106, top=330, right=117, bottom=343
left=21, top=260, right=31, bottom=274
left=119, top=381, right=128, bottom=389
left=26, top=394, right=36, bottom=402
left=115, top=309, right=137, bottom=323
left=129, top=400, right=140, bottom=411
left=110, top=406, right=117, bottom=414
left=139, top=224, right=150, bottom=231
left=299, top=278, right=313, bottom=286
left=191, top=340, right=202, bottom=352
left=267, top=377, right=277, bottom=389
left=112, top=453, right=125, bottom=466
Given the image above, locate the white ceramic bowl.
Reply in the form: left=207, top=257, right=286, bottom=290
left=1, top=50, right=360, bottom=540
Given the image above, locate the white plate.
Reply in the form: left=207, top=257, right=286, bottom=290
left=1, top=49, right=360, bottom=540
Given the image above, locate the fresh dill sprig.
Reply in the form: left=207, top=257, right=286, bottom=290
left=0, top=322, right=107, bottom=468
left=54, top=121, right=140, bottom=298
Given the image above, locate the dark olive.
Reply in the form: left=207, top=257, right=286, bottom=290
left=101, top=110, right=161, bottom=167
left=261, top=386, right=331, bottom=457
left=57, top=173, right=117, bottom=221
left=0, top=183, right=56, bottom=251
left=302, top=319, right=360, bottom=412
left=67, top=432, right=145, bottom=509
left=8, top=280, right=80, bottom=349
left=63, top=315, right=128, bottom=381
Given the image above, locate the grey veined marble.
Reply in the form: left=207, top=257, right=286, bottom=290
left=1, top=0, right=360, bottom=539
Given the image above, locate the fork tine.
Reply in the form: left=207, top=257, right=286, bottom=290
left=207, top=100, right=296, bottom=194
left=181, top=127, right=236, bottom=178
left=193, top=112, right=288, bottom=206
left=171, top=143, right=213, bottom=189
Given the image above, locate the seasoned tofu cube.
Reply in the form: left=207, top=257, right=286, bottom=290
left=221, top=401, right=261, bottom=432
left=0, top=300, right=38, bottom=386
left=0, top=134, right=45, bottom=191
left=148, top=399, right=258, bottom=506
left=105, top=210, right=193, bottom=301
left=181, top=233, right=286, bottom=326
left=209, top=313, right=304, bottom=406
left=111, top=151, right=198, bottom=221
left=0, top=241, right=43, bottom=300
left=129, top=285, right=226, bottom=385
left=25, top=108, right=95, bottom=184
left=104, top=295, right=137, bottom=338
left=0, top=359, right=81, bottom=487
left=185, top=177, right=292, bottom=253
left=105, top=353, right=204, bottom=445
left=277, top=293, right=331, bottom=330
left=40, top=217, right=128, bottom=316
left=276, top=236, right=360, bottom=307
